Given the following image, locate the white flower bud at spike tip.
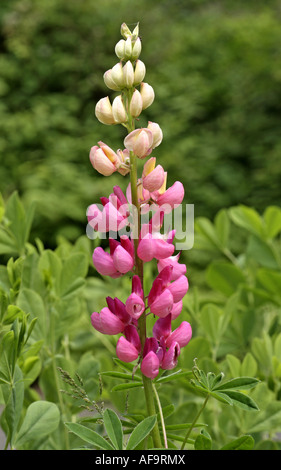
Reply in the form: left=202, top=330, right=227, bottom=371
left=130, top=89, right=143, bottom=117
left=140, top=82, right=155, bottom=110
left=95, top=97, right=115, bottom=125
left=134, top=60, right=146, bottom=86
left=115, top=39, right=126, bottom=59
left=103, top=69, right=121, bottom=91
left=123, top=61, right=134, bottom=88
left=131, top=37, right=142, bottom=61
left=111, top=63, right=125, bottom=88
left=147, top=121, right=163, bottom=148
left=124, top=37, right=133, bottom=60
left=112, top=95, right=127, bottom=124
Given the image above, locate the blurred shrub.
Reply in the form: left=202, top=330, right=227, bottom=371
left=0, top=0, right=281, bottom=246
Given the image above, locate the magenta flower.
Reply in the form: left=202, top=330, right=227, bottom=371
left=116, top=325, right=141, bottom=362
left=91, top=297, right=131, bottom=335
left=125, top=275, right=145, bottom=320
left=92, top=235, right=134, bottom=278
left=147, top=266, right=189, bottom=318
left=87, top=186, right=130, bottom=233
left=137, top=222, right=175, bottom=263
left=157, top=252, right=187, bottom=281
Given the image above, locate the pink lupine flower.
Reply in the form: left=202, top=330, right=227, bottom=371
left=141, top=337, right=163, bottom=379
left=137, top=222, right=175, bottom=263
left=91, top=297, right=131, bottom=335
left=153, top=314, right=192, bottom=349
left=87, top=186, right=130, bottom=233
left=116, top=325, right=141, bottom=362
left=142, top=157, right=165, bottom=193
left=154, top=181, right=185, bottom=209
left=157, top=252, right=187, bottom=281
left=92, top=236, right=134, bottom=278
left=90, top=142, right=130, bottom=177
left=161, top=341, right=181, bottom=370
left=125, top=275, right=145, bottom=320
left=124, top=128, right=154, bottom=159
left=147, top=266, right=189, bottom=317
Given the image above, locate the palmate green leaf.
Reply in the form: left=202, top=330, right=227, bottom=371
left=228, top=205, right=265, bottom=239
left=15, top=401, right=60, bottom=448
left=65, top=422, right=114, bottom=450
left=126, top=415, right=157, bottom=450
left=213, top=377, right=260, bottom=391
left=263, top=206, right=281, bottom=239
left=103, top=409, right=123, bottom=450
left=220, top=435, right=255, bottom=450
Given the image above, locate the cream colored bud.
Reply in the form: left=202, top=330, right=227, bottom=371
left=111, top=62, right=125, bottom=88
left=140, top=82, right=155, bottom=109
left=147, top=121, right=163, bottom=148
left=112, top=95, right=127, bottom=123
left=103, top=69, right=121, bottom=91
left=124, top=37, right=133, bottom=60
left=132, top=23, right=139, bottom=39
left=121, top=23, right=132, bottom=39
left=134, top=60, right=146, bottom=85
left=115, top=39, right=126, bottom=60
left=131, top=37, right=142, bottom=61
left=123, top=61, right=134, bottom=88
left=95, top=96, right=115, bottom=125
left=130, top=89, right=143, bottom=117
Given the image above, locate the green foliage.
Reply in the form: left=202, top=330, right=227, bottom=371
left=1, top=0, right=281, bottom=245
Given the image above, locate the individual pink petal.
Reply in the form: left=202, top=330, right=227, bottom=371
left=166, top=321, right=192, bottom=348
left=116, top=336, right=140, bottom=362
left=152, top=314, right=172, bottom=341
left=168, top=275, right=189, bottom=303
left=92, top=247, right=119, bottom=277
left=149, top=288, right=174, bottom=318
left=171, top=300, right=183, bottom=320
left=112, top=245, right=134, bottom=273
left=161, top=341, right=181, bottom=370
left=156, top=181, right=184, bottom=208
left=143, top=165, right=165, bottom=192
left=126, top=293, right=145, bottom=320
left=141, top=351, right=159, bottom=379
left=137, top=237, right=174, bottom=262
left=124, top=325, right=141, bottom=353
left=132, top=275, right=143, bottom=297
left=113, top=297, right=131, bottom=325
left=91, top=308, right=125, bottom=335
left=158, top=254, right=187, bottom=281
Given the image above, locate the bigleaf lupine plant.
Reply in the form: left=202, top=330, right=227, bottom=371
left=87, top=23, right=192, bottom=448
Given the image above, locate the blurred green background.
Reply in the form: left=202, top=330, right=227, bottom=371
left=1, top=0, right=281, bottom=247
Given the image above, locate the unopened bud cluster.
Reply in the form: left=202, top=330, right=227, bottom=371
left=95, top=23, right=155, bottom=130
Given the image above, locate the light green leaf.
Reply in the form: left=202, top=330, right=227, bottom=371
left=103, top=408, right=123, bottom=450
left=213, top=377, right=260, bottom=391
left=229, top=205, right=265, bottom=239
left=65, top=422, right=114, bottom=450
left=222, top=390, right=259, bottom=412
left=111, top=382, right=143, bottom=392
left=15, top=401, right=60, bottom=447
left=220, top=435, right=255, bottom=450
left=194, top=430, right=212, bottom=450
left=126, top=415, right=157, bottom=450
left=263, top=206, right=281, bottom=239
left=206, top=261, right=245, bottom=296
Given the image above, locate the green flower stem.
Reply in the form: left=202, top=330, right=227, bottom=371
left=126, top=90, right=162, bottom=449
left=180, top=394, right=210, bottom=450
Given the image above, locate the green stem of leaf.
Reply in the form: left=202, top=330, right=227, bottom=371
left=181, top=394, right=210, bottom=450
